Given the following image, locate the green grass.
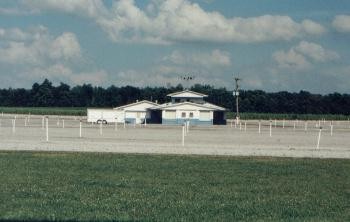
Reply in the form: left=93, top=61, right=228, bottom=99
left=0, top=107, right=86, bottom=116
left=0, top=152, right=349, bottom=221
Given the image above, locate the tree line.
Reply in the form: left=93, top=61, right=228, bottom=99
left=0, top=79, right=349, bottom=115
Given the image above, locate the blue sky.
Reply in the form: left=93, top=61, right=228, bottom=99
left=0, top=0, right=350, bottom=93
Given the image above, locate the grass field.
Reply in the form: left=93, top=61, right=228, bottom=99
left=0, top=152, right=349, bottom=221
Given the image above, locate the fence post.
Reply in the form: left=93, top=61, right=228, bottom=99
left=293, top=121, right=296, bottom=131
left=79, top=120, right=82, bottom=138
left=62, top=119, right=65, bottom=129
left=258, top=120, right=261, bottom=134
left=46, top=116, right=49, bottom=142
left=244, top=121, right=247, bottom=132
left=317, top=127, right=322, bottom=149
left=330, top=123, right=333, bottom=136
left=182, top=125, right=185, bottom=146
left=304, top=121, right=308, bottom=132
left=12, top=119, right=16, bottom=133
left=269, top=120, right=272, bottom=137
left=282, top=119, right=285, bottom=129
left=42, top=116, right=44, bottom=129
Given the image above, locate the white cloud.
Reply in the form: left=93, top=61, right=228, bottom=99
left=0, top=27, right=81, bottom=65
left=301, top=19, right=326, bottom=35
left=273, top=41, right=339, bottom=70
left=50, top=32, right=81, bottom=60
left=163, top=49, right=231, bottom=68
left=0, top=26, right=107, bottom=87
left=24, top=0, right=326, bottom=44
left=332, top=15, right=350, bottom=32
left=294, top=41, right=339, bottom=62
left=273, top=49, right=311, bottom=70
left=0, top=6, right=38, bottom=16
left=20, top=64, right=108, bottom=86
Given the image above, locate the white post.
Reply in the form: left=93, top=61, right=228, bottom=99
left=269, top=121, right=272, bottom=137
left=317, top=127, right=322, bottom=149
left=24, top=117, right=27, bottom=127
left=182, top=125, right=185, bottom=146
left=330, top=124, right=333, bottom=136
left=304, top=121, right=308, bottom=132
left=100, top=121, right=102, bottom=135
left=282, top=119, right=285, bottom=129
left=293, top=121, right=296, bottom=131
left=42, top=116, right=44, bottom=129
left=239, top=122, right=242, bottom=131
left=12, top=119, right=15, bottom=133
left=62, top=119, right=65, bottom=128
left=274, top=119, right=277, bottom=128
left=79, top=120, right=82, bottom=138
left=244, top=121, right=247, bottom=132
left=46, top=117, right=49, bottom=142
left=144, top=117, right=147, bottom=127
left=186, top=121, right=189, bottom=133
left=258, top=120, right=261, bottom=134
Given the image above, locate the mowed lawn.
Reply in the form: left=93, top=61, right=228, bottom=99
left=0, top=152, right=349, bottom=221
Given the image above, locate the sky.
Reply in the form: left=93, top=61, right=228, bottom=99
left=0, top=0, right=350, bottom=94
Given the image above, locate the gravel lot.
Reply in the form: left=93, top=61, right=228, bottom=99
left=0, top=114, right=349, bottom=158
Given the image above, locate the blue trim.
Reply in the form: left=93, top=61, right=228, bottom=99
left=162, top=118, right=212, bottom=125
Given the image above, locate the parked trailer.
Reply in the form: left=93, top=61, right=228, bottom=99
left=87, top=109, right=118, bottom=124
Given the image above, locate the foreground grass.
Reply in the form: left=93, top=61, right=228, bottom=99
left=0, top=152, right=349, bottom=221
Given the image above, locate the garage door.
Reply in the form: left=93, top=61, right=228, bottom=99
left=199, top=111, right=211, bottom=120
left=164, top=110, right=176, bottom=119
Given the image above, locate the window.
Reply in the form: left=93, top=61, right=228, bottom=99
left=181, top=112, right=186, bottom=118
left=189, top=112, right=194, bottom=118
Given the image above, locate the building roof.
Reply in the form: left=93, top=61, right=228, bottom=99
left=114, top=100, right=160, bottom=111
left=167, top=90, right=208, bottom=98
left=149, top=101, right=225, bottom=111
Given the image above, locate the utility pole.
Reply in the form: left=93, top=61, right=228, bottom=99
left=233, top=77, right=241, bottom=123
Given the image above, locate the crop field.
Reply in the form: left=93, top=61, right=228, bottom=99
left=0, top=114, right=349, bottom=159
left=0, top=107, right=86, bottom=116
left=0, top=151, right=349, bottom=221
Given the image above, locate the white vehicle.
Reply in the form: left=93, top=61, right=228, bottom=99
left=87, top=109, right=117, bottom=124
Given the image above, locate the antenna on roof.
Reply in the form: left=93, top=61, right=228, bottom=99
left=179, top=74, right=195, bottom=90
